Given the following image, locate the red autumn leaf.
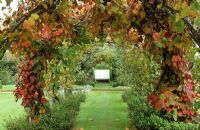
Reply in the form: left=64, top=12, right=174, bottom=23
left=172, top=55, right=181, bottom=63
left=22, top=99, right=30, bottom=106
left=53, top=28, right=64, bottom=37
left=190, top=110, right=196, bottom=117
left=41, top=25, right=52, bottom=40
left=148, top=92, right=162, bottom=110
left=178, top=111, right=183, bottom=117
left=34, top=117, right=40, bottom=124
left=153, top=32, right=159, bottom=40
left=30, top=85, right=35, bottom=92
left=25, top=83, right=30, bottom=88
left=34, top=92, right=39, bottom=99
left=184, top=72, right=192, bottom=80
left=21, top=41, right=31, bottom=48
left=41, top=98, right=47, bottom=104
left=15, top=94, right=22, bottom=99
left=23, top=71, right=29, bottom=78
left=182, top=109, right=188, bottom=115
left=30, top=76, right=36, bottom=83
left=185, top=111, right=190, bottom=116
left=19, top=89, right=25, bottom=95
left=182, top=92, right=189, bottom=101
left=166, top=106, right=172, bottom=112
left=37, top=82, right=42, bottom=87
left=186, top=81, right=194, bottom=90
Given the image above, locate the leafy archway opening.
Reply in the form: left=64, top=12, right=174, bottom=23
left=0, top=0, right=199, bottom=123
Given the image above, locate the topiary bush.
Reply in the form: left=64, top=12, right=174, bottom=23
left=5, top=94, right=86, bottom=130
left=125, top=93, right=200, bottom=130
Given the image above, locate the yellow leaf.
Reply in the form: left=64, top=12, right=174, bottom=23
left=31, top=13, right=39, bottom=20
left=42, top=3, right=48, bottom=10
left=23, top=17, right=35, bottom=30
left=39, top=107, right=46, bottom=114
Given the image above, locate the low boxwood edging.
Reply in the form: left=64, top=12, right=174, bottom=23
left=5, top=94, right=86, bottom=130
left=125, top=93, right=200, bottom=130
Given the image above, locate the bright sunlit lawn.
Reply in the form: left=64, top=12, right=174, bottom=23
left=0, top=85, right=16, bottom=91
left=73, top=91, right=129, bottom=130
left=0, top=93, right=24, bottom=130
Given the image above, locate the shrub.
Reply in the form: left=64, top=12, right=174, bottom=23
left=0, top=58, right=18, bottom=85
left=75, top=71, right=88, bottom=85
left=115, top=48, right=160, bottom=96
left=95, top=63, right=110, bottom=70
left=0, top=70, right=16, bottom=85
left=0, top=80, right=2, bottom=89
left=125, top=94, right=200, bottom=130
left=5, top=94, right=86, bottom=130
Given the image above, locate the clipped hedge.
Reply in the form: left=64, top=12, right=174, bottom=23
left=5, top=94, right=86, bottom=130
left=125, top=93, right=200, bottom=130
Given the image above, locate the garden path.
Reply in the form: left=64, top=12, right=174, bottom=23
left=73, top=91, right=129, bottom=130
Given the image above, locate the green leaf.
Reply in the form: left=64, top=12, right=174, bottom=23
left=135, top=20, right=141, bottom=26
left=162, top=37, right=169, bottom=44
left=5, top=0, right=12, bottom=6
left=172, top=110, right=178, bottom=121
left=194, top=17, right=200, bottom=28
left=99, top=4, right=106, bottom=12
left=160, top=94, right=166, bottom=100
left=169, top=15, right=176, bottom=25
left=176, top=20, right=185, bottom=33
left=169, top=98, right=174, bottom=105
left=180, top=6, right=192, bottom=18
left=157, top=42, right=164, bottom=48
left=194, top=101, right=200, bottom=109
left=174, top=35, right=181, bottom=42
left=191, top=0, right=200, bottom=11
left=100, top=0, right=104, bottom=3
left=157, top=3, right=162, bottom=9
left=111, top=5, right=119, bottom=13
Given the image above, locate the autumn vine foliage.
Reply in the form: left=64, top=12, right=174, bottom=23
left=14, top=57, right=47, bottom=123
left=0, top=0, right=200, bottom=123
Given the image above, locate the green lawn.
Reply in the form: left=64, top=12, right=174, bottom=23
left=73, top=91, right=129, bottom=130
left=0, top=85, right=16, bottom=91
left=0, top=93, right=25, bottom=130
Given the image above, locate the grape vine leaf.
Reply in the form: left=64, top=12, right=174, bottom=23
left=191, top=1, right=200, bottom=11
left=172, top=109, right=178, bottom=121
left=194, top=101, right=200, bottom=109
left=31, top=13, right=39, bottom=20
left=176, top=20, right=185, bottom=33
left=157, top=42, right=164, bottom=48
left=194, top=17, right=200, bottom=28
left=23, top=18, right=35, bottom=30
left=111, top=5, right=119, bottom=13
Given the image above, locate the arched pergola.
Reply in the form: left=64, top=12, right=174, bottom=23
left=0, top=0, right=199, bottom=123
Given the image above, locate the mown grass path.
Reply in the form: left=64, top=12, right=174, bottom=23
left=73, top=91, right=128, bottom=130
left=0, top=94, right=24, bottom=130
